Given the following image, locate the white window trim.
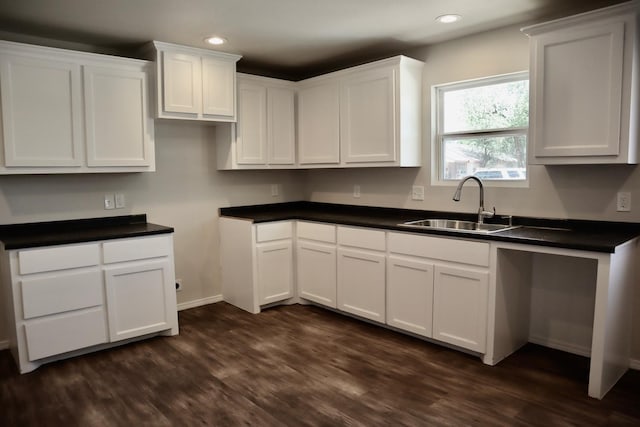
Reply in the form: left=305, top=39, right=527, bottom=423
left=430, top=71, right=530, bottom=188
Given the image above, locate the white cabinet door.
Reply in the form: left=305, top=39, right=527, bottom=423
left=162, top=51, right=201, bottom=115
left=257, top=240, right=293, bottom=305
left=524, top=4, right=638, bottom=164
left=0, top=54, right=83, bottom=167
left=386, top=256, right=433, bottom=337
left=341, top=66, right=396, bottom=164
left=297, top=81, right=340, bottom=165
left=236, top=81, right=267, bottom=164
left=267, top=86, right=295, bottom=165
left=297, top=240, right=337, bottom=308
left=337, top=247, right=385, bottom=323
left=433, top=265, right=489, bottom=353
left=202, top=57, right=236, bottom=119
left=531, top=22, right=624, bottom=159
left=104, top=259, right=177, bottom=342
left=83, top=65, right=152, bottom=167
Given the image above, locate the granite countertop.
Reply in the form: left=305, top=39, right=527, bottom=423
left=0, top=214, right=174, bottom=250
left=220, top=201, right=640, bottom=253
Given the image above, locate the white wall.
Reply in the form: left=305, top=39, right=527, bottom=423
left=305, top=24, right=640, bottom=361
left=0, top=120, right=305, bottom=343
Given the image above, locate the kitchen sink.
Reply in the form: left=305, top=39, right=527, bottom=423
left=398, top=218, right=519, bottom=234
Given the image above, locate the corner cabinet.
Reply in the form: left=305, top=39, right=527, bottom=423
left=523, top=2, right=639, bottom=164
left=151, top=41, right=241, bottom=122
left=219, top=218, right=294, bottom=313
left=0, top=40, right=155, bottom=174
left=0, top=234, right=178, bottom=373
left=216, top=74, right=296, bottom=169
left=298, top=56, right=424, bottom=168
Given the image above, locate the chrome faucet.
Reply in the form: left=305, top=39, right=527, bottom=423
left=452, top=176, right=495, bottom=224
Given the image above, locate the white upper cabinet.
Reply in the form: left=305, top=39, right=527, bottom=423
left=0, top=40, right=155, bottom=174
left=297, top=80, right=341, bottom=165
left=152, top=41, right=241, bottom=122
left=523, top=2, right=639, bottom=164
left=217, top=74, right=296, bottom=169
left=83, top=65, right=152, bottom=167
left=340, top=65, right=397, bottom=164
left=297, top=55, right=424, bottom=168
left=0, top=54, right=83, bottom=167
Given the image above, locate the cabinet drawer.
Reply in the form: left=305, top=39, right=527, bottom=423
left=18, top=243, right=100, bottom=275
left=388, top=232, right=489, bottom=267
left=297, top=221, right=336, bottom=243
left=338, top=226, right=386, bottom=251
left=24, top=307, right=108, bottom=361
left=255, top=221, right=292, bottom=242
left=103, top=235, right=171, bottom=264
left=21, top=270, right=103, bottom=319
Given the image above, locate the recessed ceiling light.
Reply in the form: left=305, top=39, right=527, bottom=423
left=436, top=14, right=462, bottom=24
left=205, top=36, right=227, bottom=46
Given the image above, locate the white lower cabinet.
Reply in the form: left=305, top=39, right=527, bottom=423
left=297, top=222, right=337, bottom=308
left=0, top=234, right=178, bottom=373
left=433, top=265, right=489, bottom=353
left=387, top=231, right=490, bottom=353
left=104, top=260, right=176, bottom=342
left=337, top=226, right=386, bottom=323
left=386, top=255, right=433, bottom=337
left=257, top=240, right=294, bottom=305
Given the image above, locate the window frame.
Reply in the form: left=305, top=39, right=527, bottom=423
left=431, top=71, right=530, bottom=187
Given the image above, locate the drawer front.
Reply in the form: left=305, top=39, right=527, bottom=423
left=297, top=221, right=336, bottom=243
left=21, top=270, right=103, bottom=320
left=388, top=232, right=489, bottom=267
left=103, top=235, right=171, bottom=264
left=255, top=221, right=293, bottom=242
left=24, top=307, right=108, bottom=361
left=338, top=226, right=386, bottom=251
left=18, top=243, right=100, bottom=275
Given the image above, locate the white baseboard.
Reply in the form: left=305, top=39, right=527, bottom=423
left=177, top=294, right=223, bottom=311
left=630, top=358, right=640, bottom=370
left=528, top=335, right=591, bottom=357
left=0, top=339, right=8, bottom=350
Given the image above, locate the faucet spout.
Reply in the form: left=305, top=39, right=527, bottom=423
left=452, top=175, right=494, bottom=224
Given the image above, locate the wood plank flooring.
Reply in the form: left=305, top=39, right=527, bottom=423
left=1, top=302, right=639, bottom=426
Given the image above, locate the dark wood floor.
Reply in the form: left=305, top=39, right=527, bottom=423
left=1, top=303, right=639, bottom=426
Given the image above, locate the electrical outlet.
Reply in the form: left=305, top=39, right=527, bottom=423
left=412, top=185, right=425, bottom=201
left=104, top=194, right=115, bottom=210
left=115, top=193, right=125, bottom=209
left=175, top=279, right=183, bottom=291
left=353, top=185, right=361, bottom=198
left=271, top=184, right=279, bottom=197
left=617, top=192, right=631, bottom=212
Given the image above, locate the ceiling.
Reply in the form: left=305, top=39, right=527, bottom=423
left=0, top=0, right=629, bottom=79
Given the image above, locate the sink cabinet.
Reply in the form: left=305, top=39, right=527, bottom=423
left=0, top=234, right=178, bottom=373
left=0, top=40, right=156, bottom=173
left=523, top=2, right=639, bottom=164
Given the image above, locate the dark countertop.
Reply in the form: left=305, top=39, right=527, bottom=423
left=220, top=201, right=640, bottom=253
left=0, top=214, right=174, bottom=250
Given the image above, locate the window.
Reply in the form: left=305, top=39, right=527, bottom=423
left=434, top=72, right=529, bottom=183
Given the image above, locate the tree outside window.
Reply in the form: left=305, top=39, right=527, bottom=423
left=435, top=72, right=529, bottom=181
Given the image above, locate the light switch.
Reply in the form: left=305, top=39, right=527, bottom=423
left=115, top=193, right=126, bottom=209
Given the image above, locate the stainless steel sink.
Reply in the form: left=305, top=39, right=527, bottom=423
left=398, top=219, right=519, bottom=234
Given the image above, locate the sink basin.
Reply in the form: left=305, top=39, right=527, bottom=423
left=399, top=219, right=519, bottom=234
